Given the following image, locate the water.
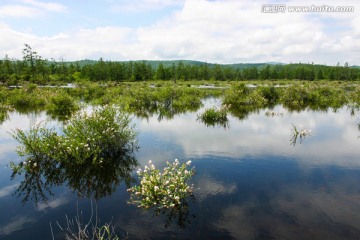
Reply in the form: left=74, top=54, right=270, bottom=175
left=1, top=99, right=360, bottom=239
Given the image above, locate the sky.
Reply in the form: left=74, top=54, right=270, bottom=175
left=0, top=0, right=359, bottom=65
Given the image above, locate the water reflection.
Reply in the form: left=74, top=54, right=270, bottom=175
left=127, top=98, right=202, bottom=122
left=1, top=98, right=360, bottom=239
left=0, top=107, right=9, bottom=124
left=11, top=148, right=138, bottom=204
left=153, top=197, right=195, bottom=229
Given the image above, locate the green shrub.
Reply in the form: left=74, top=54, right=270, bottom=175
left=197, top=106, right=228, bottom=127
left=46, top=93, right=79, bottom=120
left=10, top=105, right=138, bottom=201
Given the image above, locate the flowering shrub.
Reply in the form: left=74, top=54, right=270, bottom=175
left=127, top=159, right=195, bottom=210
left=10, top=105, right=139, bottom=202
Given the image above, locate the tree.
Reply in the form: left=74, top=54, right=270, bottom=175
left=22, top=44, right=38, bottom=78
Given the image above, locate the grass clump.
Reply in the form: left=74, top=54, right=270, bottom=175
left=197, top=106, right=229, bottom=127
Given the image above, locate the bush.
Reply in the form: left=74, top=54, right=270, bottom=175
left=46, top=93, right=79, bottom=120
left=197, top=106, right=228, bottom=127
left=10, top=105, right=139, bottom=201
left=128, top=159, right=195, bottom=210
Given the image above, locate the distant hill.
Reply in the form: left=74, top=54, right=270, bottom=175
left=69, top=59, right=283, bottom=70
left=63, top=59, right=359, bottom=70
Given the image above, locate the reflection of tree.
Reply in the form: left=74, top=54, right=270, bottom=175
left=154, top=197, right=195, bottom=229
left=11, top=149, right=138, bottom=204
left=227, top=105, right=261, bottom=121
left=128, top=98, right=202, bottom=122
left=0, top=105, right=10, bottom=124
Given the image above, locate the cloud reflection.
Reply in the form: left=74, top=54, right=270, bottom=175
left=194, top=177, right=237, bottom=201
left=0, top=216, right=35, bottom=236
left=36, top=195, right=70, bottom=211
left=0, top=183, right=19, bottom=198
left=135, top=105, right=360, bottom=168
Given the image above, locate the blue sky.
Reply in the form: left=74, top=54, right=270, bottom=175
left=0, top=0, right=359, bottom=65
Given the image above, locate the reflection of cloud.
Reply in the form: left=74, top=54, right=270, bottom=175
left=194, top=177, right=236, bottom=201
left=136, top=105, right=360, bottom=168
left=213, top=177, right=360, bottom=239
left=214, top=205, right=255, bottom=239
left=0, top=183, right=19, bottom=198
left=116, top=210, right=173, bottom=239
left=36, top=195, right=70, bottom=211
left=0, top=216, right=35, bottom=236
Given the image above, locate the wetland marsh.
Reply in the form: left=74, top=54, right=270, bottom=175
left=0, top=81, right=360, bottom=239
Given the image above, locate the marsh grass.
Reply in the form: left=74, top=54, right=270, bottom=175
left=0, top=80, right=359, bottom=120
left=197, top=105, right=229, bottom=128
left=290, top=124, right=312, bottom=146
left=53, top=201, right=120, bottom=240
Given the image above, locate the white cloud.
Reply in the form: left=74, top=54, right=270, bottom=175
left=0, top=0, right=359, bottom=64
left=0, top=5, right=41, bottom=18
left=21, top=0, right=67, bottom=13
left=109, top=0, right=184, bottom=12
left=0, top=0, right=67, bottom=18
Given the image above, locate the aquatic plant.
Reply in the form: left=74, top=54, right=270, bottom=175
left=290, top=124, right=312, bottom=146
left=53, top=201, right=120, bottom=240
left=197, top=105, right=229, bottom=128
left=46, top=93, right=79, bottom=120
left=10, top=105, right=138, bottom=202
left=127, top=159, right=195, bottom=210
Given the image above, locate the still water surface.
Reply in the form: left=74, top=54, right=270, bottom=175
left=0, top=99, right=360, bottom=239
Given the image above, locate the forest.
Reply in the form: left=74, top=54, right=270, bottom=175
left=0, top=44, right=359, bottom=85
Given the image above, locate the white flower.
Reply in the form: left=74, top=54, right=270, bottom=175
left=148, top=160, right=152, bottom=165
left=186, top=160, right=192, bottom=165
left=154, top=186, right=159, bottom=191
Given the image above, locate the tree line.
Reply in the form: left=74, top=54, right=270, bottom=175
left=0, top=44, right=359, bottom=85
